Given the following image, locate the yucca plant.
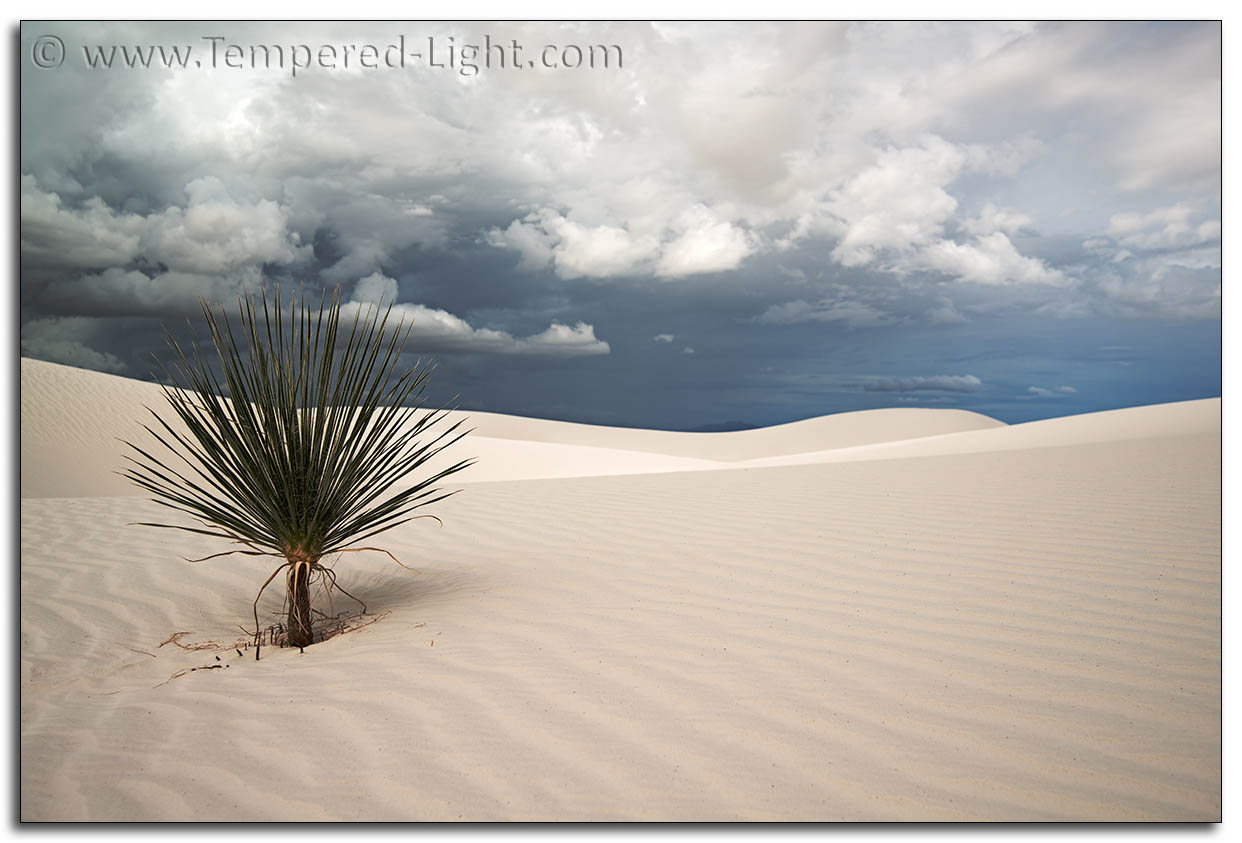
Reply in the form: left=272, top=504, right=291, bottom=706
left=123, top=286, right=473, bottom=653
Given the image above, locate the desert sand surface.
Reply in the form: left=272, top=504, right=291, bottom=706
left=20, top=358, right=1220, bottom=821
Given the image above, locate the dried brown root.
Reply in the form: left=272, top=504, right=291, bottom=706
left=314, top=610, right=391, bottom=641
left=152, top=608, right=390, bottom=685
left=254, top=609, right=390, bottom=652
left=158, top=631, right=223, bottom=651
left=249, top=551, right=385, bottom=659
left=155, top=630, right=251, bottom=654
left=155, top=663, right=225, bottom=687
left=163, top=544, right=407, bottom=662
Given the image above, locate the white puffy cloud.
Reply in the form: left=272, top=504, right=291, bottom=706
left=1023, top=384, right=1077, bottom=399
left=509, top=210, right=660, bottom=280
left=352, top=271, right=397, bottom=304
left=22, top=174, right=302, bottom=312
left=1091, top=262, right=1220, bottom=320
left=487, top=209, right=657, bottom=279
left=342, top=273, right=609, bottom=356
left=921, top=232, right=1070, bottom=286
left=489, top=204, right=752, bottom=280
left=22, top=174, right=300, bottom=276
left=517, top=322, right=611, bottom=356
left=653, top=333, right=675, bottom=343
left=826, top=136, right=964, bottom=267
left=1081, top=204, right=1221, bottom=318
left=654, top=206, right=755, bottom=277
left=1107, top=204, right=1222, bottom=250
left=963, top=203, right=1035, bottom=236
left=488, top=216, right=558, bottom=273
left=20, top=175, right=143, bottom=271
left=141, top=177, right=298, bottom=274
left=798, top=136, right=1069, bottom=289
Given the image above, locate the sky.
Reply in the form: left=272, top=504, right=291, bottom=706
left=18, top=20, right=1222, bottom=430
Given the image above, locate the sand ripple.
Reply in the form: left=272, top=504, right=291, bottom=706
left=21, top=428, right=1219, bottom=820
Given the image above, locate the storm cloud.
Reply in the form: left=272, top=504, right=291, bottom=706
left=19, top=21, right=1221, bottom=428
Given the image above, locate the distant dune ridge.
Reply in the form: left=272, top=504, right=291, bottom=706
left=20, top=357, right=1006, bottom=495
left=20, top=357, right=1220, bottom=821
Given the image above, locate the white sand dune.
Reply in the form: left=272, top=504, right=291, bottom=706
left=20, top=358, right=1220, bottom=821
left=449, top=404, right=1007, bottom=462
left=742, top=396, right=1220, bottom=468
left=20, top=357, right=1004, bottom=494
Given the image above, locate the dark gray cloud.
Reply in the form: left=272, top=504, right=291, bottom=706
left=861, top=375, right=985, bottom=394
